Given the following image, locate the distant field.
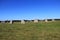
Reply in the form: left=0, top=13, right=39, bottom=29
left=0, top=21, right=60, bottom=40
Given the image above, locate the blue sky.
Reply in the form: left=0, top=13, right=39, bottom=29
left=0, top=0, right=60, bottom=20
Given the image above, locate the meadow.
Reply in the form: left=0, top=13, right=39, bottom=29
left=0, top=21, right=60, bottom=40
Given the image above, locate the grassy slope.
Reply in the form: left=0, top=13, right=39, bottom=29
left=0, top=21, right=60, bottom=40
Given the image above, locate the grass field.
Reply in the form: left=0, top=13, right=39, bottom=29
left=0, top=21, right=60, bottom=40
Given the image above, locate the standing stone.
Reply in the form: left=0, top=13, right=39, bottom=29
left=21, top=20, right=25, bottom=24
left=1, top=21, right=5, bottom=23
left=10, top=20, right=12, bottom=24
left=52, top=19, right=54, bottom=21
left=45, top=19, right=48, bottom=22
left=34, top=19, right=38, bottom=23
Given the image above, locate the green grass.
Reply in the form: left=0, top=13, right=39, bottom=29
left=0, top=21, right=60, bottom=40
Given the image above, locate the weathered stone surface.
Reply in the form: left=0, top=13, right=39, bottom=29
left=52, top=19, right=54, bottom=21
left=1, top=21, right=5, bottom=23
left=21, top=20, right=25, bottom=24
left=45, top=19, right=48, bottom=22
left=34, top=19, right=38, bottom=23
left=10, top=20, right=13, bottom=24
